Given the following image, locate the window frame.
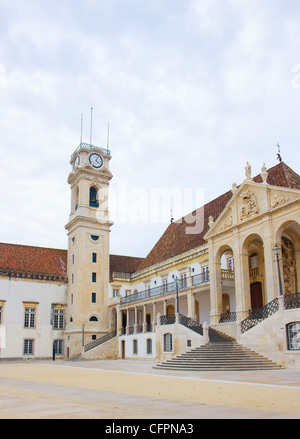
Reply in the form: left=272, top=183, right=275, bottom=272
left=53, top=308, right=65, bottom=330
left=24, top=307, right=36, bottom=329
left=146, top=338, right=152, bottom=355
left=24, top=339, right=34, bottom=355
left=164, top=333, right=173, bottom=352
left=133, top=339, right=138, bottom=355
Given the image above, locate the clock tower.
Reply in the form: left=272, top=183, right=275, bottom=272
left=65, top=142, right=113, bottom=358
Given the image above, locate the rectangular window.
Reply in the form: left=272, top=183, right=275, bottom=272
left=92, top=292, right=96, bottom=303
left=162, top=279, right=168, bottom=293
left=146, top=338, right=152, bottom=355
left=133, top=339, right=138, bottom=355
left=53, top=309, right=65, bottom=330
left=53, top=339, right=63, bottom=355
left=113, top=289, right=119, bottom=297
left=24, top=308, right=35, bottom=328
left=92, top=253, right=97, bottom=263
left=92, top=272, right=97, bottom=283
left=228, top=257, right=234, bottom=271
left=180, top=273, right=187, bottom=289
left=125, top=290, right=131, bottom=297
left=202, top=265, right=209, bottom=282
left=24, top=339, right=34, bottom=355
left=164, top=333, right=173, bottom=352
left=287, top=322, right=300, bottom=351
left=0, top=306, right=2, bottom=325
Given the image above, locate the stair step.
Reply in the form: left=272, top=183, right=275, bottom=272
left=155, top=328, right=281, bottom=371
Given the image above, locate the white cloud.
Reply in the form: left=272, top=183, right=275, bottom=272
left=0, top=0, right=300, bottom=256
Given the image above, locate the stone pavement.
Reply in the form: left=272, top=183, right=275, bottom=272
left=0, top=359, right=300, bottom=419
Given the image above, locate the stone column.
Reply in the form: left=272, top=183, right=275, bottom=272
left=209, top=243, right=223, bottom=325
left=163, top=300, right=167, bottom=316
left=126, top=309, right=130, bottom=335
left=262, top=225, right=278, bottom=303
left=134, top=307, right=138, bottom=334
left=117, top=305, right=122, bottom=336
left=234, top=247, right=251, bottom=321
left=152, top=302, right=156, bottom=332
left=187, top=291, right=195, bottom=319
left=143, top=304, right=147, bottom=333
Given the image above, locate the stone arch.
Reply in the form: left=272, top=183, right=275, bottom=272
left=212, top=243, right=236, bottom=322
left=241, top=233, right=265, bottom=310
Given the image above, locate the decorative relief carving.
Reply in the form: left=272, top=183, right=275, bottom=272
left=282, top=237, right=297, bottom=295
left=240, top=190, right=259, bottom=220
left=271, top=194, right=289, bottom=209
left=220, top=216, right=233, bottom=231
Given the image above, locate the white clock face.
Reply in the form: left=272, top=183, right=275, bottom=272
left=89, top=153, right=103, bottom=168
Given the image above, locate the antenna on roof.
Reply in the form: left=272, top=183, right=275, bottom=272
left=277, top=143, right=282, bottom=163
left=90, top=106, right=93, bottom=146
left=107, top=122, right=110, bottom=153
left=80, top=114, right=83, bottom=144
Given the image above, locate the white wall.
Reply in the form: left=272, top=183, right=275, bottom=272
left=119, top=332, right=156, bottom=359
left=0, top=277, right=67, bottom=359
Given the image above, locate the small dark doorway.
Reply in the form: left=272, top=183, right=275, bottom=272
left=121, top=340, right=125, bottom=359
left=250, top=282, right=263, bottom=310
left=122, top=312, right=127, bottom=332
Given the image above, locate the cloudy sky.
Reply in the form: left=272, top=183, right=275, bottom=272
left=0, top=0, right=300, bottom=258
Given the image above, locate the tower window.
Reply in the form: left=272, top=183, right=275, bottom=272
left=92, top=272, right=97, bottom=283
left=89, top=187, right=99, bottom=208
left=89, top=316, right=98, bottom=322
left=92, top=293, right=96, bottom=303
left=92, top=253, right=97, bottom=263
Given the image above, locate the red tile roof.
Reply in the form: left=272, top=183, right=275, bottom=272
left=1, top=162, right=299, bottom=279
left=137, top=161, right=300, bottom=271
left=109, top=254, right=145, bottom=280
left=0, top=243, right=68, bottom=282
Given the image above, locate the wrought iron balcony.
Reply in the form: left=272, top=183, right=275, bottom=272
left=120, top=271, right=213, bottom=306
left=119, top=269, right=234, bottom=306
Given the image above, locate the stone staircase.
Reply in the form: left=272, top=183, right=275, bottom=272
left=84, top=330, right=116, bottom=352
left=155, top=328, right=281, bottom=371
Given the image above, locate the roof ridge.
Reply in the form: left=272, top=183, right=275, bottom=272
left=0, top=242, right=67, bottom=252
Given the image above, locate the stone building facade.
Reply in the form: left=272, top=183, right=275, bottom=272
left=0, top=142, right=300, bottom=368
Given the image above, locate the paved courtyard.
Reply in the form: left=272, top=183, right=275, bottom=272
left=0, top=359, right=300, bottom=419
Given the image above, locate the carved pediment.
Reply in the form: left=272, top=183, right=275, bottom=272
left=240, top=189, right=259, bottom=221
left=270, top=193, right=289, bottom=209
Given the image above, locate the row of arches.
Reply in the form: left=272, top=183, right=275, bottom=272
left=210, top=220, right=300, bottom=323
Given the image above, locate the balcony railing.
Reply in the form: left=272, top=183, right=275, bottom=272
left=119, top=269, right=235, bottom=306
left=76, top=142, right=111, bottom=156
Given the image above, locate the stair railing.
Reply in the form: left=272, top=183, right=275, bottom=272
left=241, top=298, right=279, bottom=333
left=178, top=313, right=203, bottom=336
left=84, top=330, right=116, bottom=352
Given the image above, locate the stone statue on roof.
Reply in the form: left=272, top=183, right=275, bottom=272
left=245, top=162, right=252, bottom=180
